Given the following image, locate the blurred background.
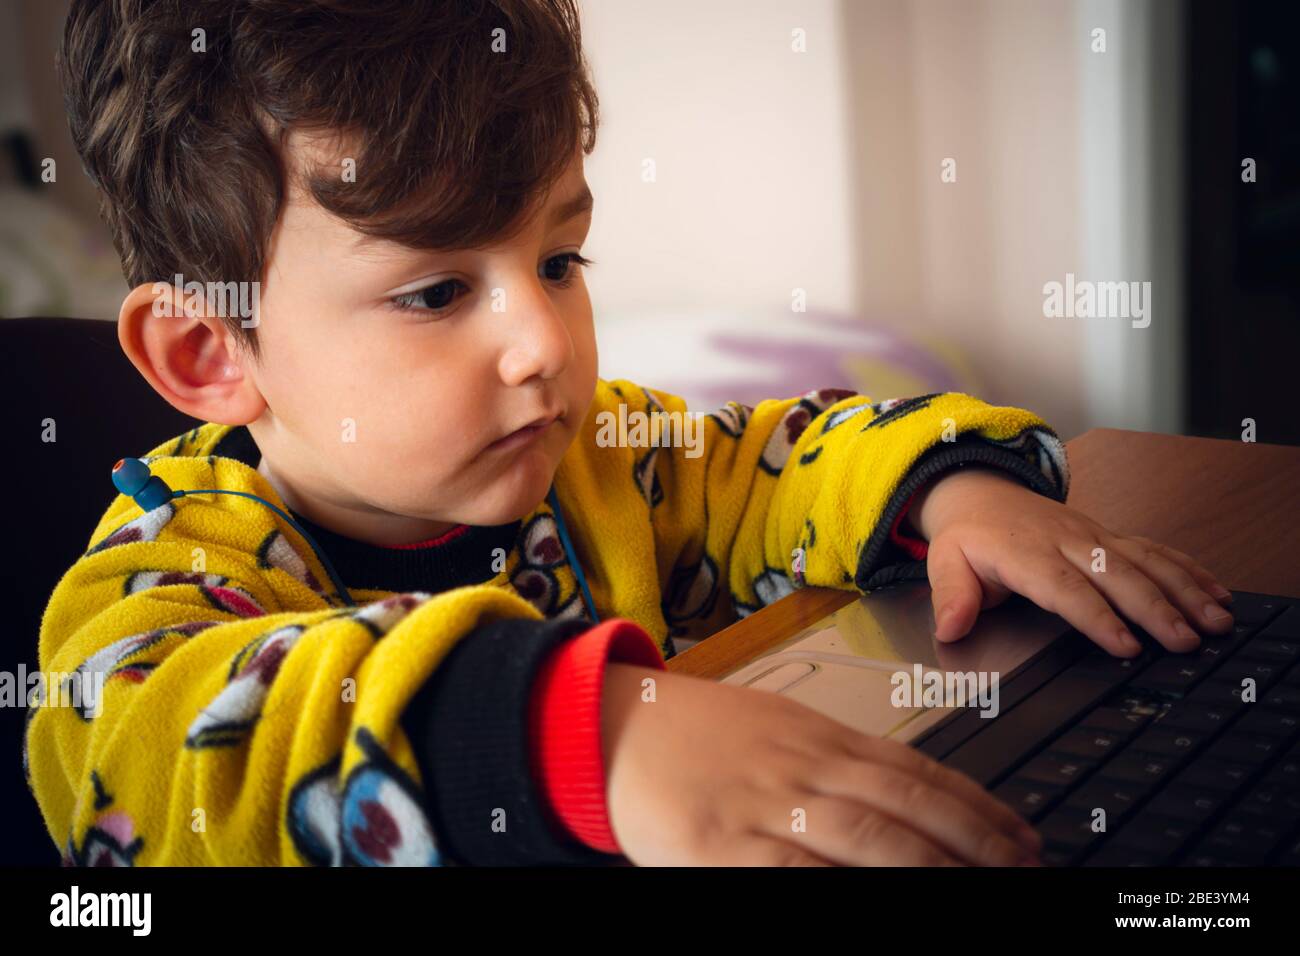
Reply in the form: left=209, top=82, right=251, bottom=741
left=0, top=0, right=1296, bottom=865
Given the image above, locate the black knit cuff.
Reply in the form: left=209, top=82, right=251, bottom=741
left=854, top=434, right=1067, bottom=592
left=400, top=615, right=620, bottom=866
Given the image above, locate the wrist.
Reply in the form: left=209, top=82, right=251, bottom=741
left=909, top=467, right=1024, bottom=540
left=600, top=663, right=664, bottom=768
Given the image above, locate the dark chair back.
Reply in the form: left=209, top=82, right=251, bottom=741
left=1, top=317, right=200, bottom=865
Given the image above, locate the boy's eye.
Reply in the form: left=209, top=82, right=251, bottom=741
left=389, top=252, right=592, bottom=315
left=393, top=279, right=464, bottom=313
left=542, top=251, right=593, bottom=283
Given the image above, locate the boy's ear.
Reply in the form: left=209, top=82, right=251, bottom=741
left=117, top=281, right=268, bottom=426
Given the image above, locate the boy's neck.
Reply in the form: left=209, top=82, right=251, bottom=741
left=255, top=455, right=462, bottom=548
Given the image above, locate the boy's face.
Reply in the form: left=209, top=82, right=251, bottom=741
left=124, top=135, right=600, bottom=541
left=241, top=137, right=599, bottom=534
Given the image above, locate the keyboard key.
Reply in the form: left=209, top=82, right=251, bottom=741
left=1175, top=758, right=1254, bottom=794
left=1260, top=754, right=1300, bottom=791
left=1102, top=751, right=1176, bottom=787
left=1241, top=636, right=1300, bottom=665
left=1129, top=726, right=1205, bottom=763
left=1186, top=680, right=1252, bottom=709
left=1158, top=699, right=1237, bottom=735
left=1051, top=727, right=1125, bottom=761
left=1228, top=594, right=1288, bottom=629
left=1131, top=655, right=1218, bottom=696
left=1202, top=817, right=1288, bottom=863
left=1260, top=606, right=1300, bottom=640
left=1226, top=623, right=1257, bottom=645
left=1065, top=777, right=1145, bottom=823
left=1018, top=751, right=1096, bottom=788
left=1109, top=812, right=1197, bottom=860
left=1204, top=732, right=1284, bottom=766
left=1261, top=685, right=1300, bottom=713
left=1215, top=656, right=1285, bottom=691
left=1193, top=640, right=1232, bottom=666
left=1233, top=706, right=1300, bottom=740
left=1037, top=806, right=1106, bottom=860
left=1143, top=784, right=1226, bottom=824
left=1072, top=648, right=1154, bottom=685
left=1234, top=783, right=1300, bottom=825
left=1080, top=702, right=1156, bottom=738
left=993, top=778, right=1062, bottom=823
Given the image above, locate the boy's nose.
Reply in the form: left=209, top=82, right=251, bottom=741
left=497, top=300, right=575, bottom=386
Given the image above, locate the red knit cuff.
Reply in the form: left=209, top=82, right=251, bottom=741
left=528, top=618, right=665, bottom=854
left=890, top=490, right=930, bottom=560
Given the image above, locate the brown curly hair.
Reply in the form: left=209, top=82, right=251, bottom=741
left=58, top=0, right=600, bottom=357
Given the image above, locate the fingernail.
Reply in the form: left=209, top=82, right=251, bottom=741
left=1211, top=585, right=1232, bottom=602
left=1174, top=619, right=1199, bottom=644
left=1117, top=629, right=1141, bottom=654
left=1203, top=603, right=1231, bottom=623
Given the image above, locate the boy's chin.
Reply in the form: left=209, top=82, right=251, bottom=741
left=457, top=463, right=558, bottom=526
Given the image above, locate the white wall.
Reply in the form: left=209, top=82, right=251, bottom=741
left=580, top=0, right=857, bottom=315
left=583, top=0, right=1185, bottom=439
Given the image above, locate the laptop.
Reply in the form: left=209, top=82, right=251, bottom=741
left=720, top=582, right=1300, bottom=866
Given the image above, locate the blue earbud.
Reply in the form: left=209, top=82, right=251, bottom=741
left=110, top=457, right=356, bottom=607
left=112, top=457, right=177, bottom=511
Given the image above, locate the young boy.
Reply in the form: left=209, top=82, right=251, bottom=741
left=26, top=0, right=1234, bottom=867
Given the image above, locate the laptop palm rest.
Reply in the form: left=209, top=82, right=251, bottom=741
left=719, top=582, right=1070, bottom=742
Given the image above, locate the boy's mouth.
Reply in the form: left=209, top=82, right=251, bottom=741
left=485, top=410, right=563, bottom=454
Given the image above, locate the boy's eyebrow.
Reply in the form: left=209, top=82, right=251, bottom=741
left=548, top=183, right=594, bottom=226
left=349, top=183, right=594, bottom=255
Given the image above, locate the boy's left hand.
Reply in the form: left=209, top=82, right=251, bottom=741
left=909, top=467, right=1234, bottom=657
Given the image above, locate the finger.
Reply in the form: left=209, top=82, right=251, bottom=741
left=765, top=796, right=967, bottom=866
left=927, top=536, right=984, bottom=642
left=1065, top=540, right=1203, bottom=652
left=1109, top=538, right=1233, bottom=638
left=995, top=552, right=1141, bottom=656
left=838, top=734, right=1042, bottom=853
left=1144, top=538, right=1234, bottom=607
left=712, top=831, right=836, bottom=866
left=799, top=766, right=1030, bottom=866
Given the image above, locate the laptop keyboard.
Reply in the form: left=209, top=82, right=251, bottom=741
left=926, top=591, right=1300, bottom=866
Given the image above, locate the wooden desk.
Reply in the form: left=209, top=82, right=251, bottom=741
left=668, top=429, right=1300, bottom=680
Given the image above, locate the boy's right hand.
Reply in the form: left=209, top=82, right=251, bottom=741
left=601, top=663, right=1043, bottom=866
